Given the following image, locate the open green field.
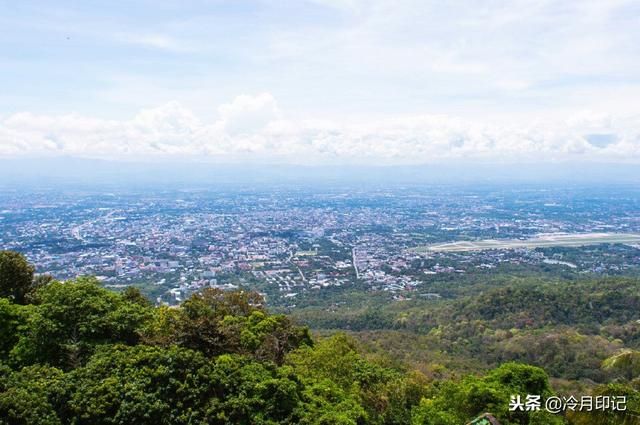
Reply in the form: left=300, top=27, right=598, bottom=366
left=412, top=232, right=640, bottom=253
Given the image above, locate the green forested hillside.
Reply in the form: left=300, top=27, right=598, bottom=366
left=1, top=252, right=639, bottom=424
left=292, top=278, right=640, bottom=381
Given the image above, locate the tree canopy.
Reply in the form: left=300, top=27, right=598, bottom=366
left=0, top=251, right=35, bottom=304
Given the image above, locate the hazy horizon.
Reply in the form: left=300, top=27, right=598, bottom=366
left=1, top=157, right=639, bottom=189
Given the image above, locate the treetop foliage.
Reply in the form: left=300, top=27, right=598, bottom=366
left=0, top=251, right=36, bottom=304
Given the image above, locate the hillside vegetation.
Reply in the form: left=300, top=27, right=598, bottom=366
left=1, top=251, right=639, bottom=424
left=293, top=278, right=640, bottom=381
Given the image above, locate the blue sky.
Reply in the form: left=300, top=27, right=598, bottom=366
left=2, top=0, right=640, bottom=164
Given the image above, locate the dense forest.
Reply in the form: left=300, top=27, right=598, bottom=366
left=1, top=251, right=639, bottom=424
left=291, top=277, right=640, bottom=379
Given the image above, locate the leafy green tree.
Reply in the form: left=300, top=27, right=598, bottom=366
left=205, top=354, right=303, bottom=424
left=287, top=334, right=381, bottom=389
left=120, top=286, right=152, bottom=307
left=0, top=364, right=65, bottom=425
left=65, top=344, right=215, bottom=424
left=140, top=304, right=182, bottom=347
left=65, top=345, right=307, bottom=425
left=294, top=379, right=367, bottom=425
left=11, top=277, right=152, bottom=369
left=287, top=333, right=423, bottom=424
left=144, top=288, right=311, bottom=363
left=0, top=298, right=28, bottom=358
left=168, top=288, right=265, bottom=357
left=219, top=310, right=312, bottom=364
left=484, top=362, right=553, bottom=398
left=0, top=251, right=35, bottom=304
left=411, top=363, right=563, bottom=425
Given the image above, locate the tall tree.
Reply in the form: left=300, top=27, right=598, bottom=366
left=0, top=251, right=35, bottom=304
left=11, top=277, right=152, bottom=369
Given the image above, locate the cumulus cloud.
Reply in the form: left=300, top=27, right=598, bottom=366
left=217, top=93, right=282, bottom=135
left=1, top=94, right=640, bottom=164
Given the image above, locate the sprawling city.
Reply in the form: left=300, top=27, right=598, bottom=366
left=3, top=185, right=639, bottom=308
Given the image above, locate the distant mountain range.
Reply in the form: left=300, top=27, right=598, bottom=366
left=0, top=157, right=638, bottom=188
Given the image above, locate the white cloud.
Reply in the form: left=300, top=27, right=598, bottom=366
left=134, top=102, right=201, bottom=139
left=114, top=33, right=189, bottom=52
left=217, top=93, right=282, bottom=135
left=1, top=93, right=640, bottom=164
